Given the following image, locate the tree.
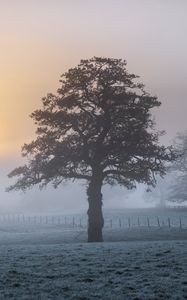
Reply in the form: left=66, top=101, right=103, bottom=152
left=167, top=132, right=187, bottom=203
left=7, top=57, right=176, bottom=242
left=143, top=174, right=175, bottom=208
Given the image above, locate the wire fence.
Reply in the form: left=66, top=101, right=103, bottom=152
left=0, top=214, right=186, bottom=229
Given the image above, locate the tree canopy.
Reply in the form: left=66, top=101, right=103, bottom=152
left=7, top=57, right=177, bottom=241
left=7, top=57, right=175, bottom=191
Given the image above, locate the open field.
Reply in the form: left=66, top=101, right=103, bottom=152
left=0, top=239, right=186, bottom=299
left=0, top=219, right=186, bottom=299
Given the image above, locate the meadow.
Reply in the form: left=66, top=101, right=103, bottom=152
left=0, top=208, right=186, bottom=299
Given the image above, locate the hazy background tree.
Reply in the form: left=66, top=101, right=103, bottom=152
left=167, top=132, right=187, bottom=203
left=7, top=57, right=176, bottom=242
left=143, top=174, right=176, bottom=208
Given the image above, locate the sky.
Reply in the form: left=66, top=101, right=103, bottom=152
left=0, top=0, right=187, bottom=213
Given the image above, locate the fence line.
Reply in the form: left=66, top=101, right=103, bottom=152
left=0, top=214, right=186, bottom=229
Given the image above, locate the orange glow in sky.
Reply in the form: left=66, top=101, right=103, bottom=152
left=0, top=0, right=187, bottom=158
left=0, top=0, right=187, bottom=214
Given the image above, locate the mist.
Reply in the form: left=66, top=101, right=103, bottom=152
left=0, top=0, right=187, bottom=215
left=1, top=157, right=149, bottom=214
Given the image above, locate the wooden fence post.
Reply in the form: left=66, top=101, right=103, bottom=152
left=147, top=217, right=150, bottom=228
left=168, top=217, right=171, bottom=228
left=179, top=217, right=182, bottom=229
left=128, top=217, right=131, bottom=228
left=157, top=216, right=160, bottom=227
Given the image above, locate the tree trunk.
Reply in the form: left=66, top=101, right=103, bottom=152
left=87, top=175, right=104, bottom=242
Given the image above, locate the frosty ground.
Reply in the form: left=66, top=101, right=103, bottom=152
left=0, top=224, right=187, bottom=299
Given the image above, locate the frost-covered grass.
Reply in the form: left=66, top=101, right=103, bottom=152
left=0, top=225, right=186, bottom=299
left=0, top=240, right=187, bottom=299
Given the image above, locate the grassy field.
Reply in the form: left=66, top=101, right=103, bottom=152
left=0, top=218, right=186, bottom=299
left=0, top=239, right=186, bottom=299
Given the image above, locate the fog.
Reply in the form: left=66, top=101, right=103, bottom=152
left=1, top=157, right=149, bottom=214
left=1, top=0, right=187, bottom=214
